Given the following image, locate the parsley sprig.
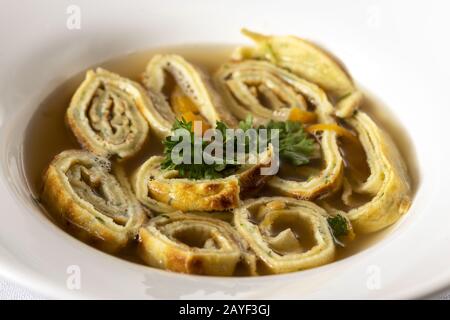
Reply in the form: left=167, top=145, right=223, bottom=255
left=263, top=120, right=320, bottom=166
left=161, top=116, right=319, bottom=180
left=161, top=118, right=240, bottom=179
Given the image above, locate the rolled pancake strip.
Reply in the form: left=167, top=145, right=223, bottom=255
left=132, top=146, right=274, bottom=212
left=234, top=197, right=335, bottom=274
left=132, top=156, right=240, bottom=213
left=338, top=112, right=412, bottom=233
left=41, top=150, right=146, bottom=252
left=215, top=61, right=307, bottom=124
left=216, top=60, right=343, bottom=199
left=232, top=29, right=362, bottom=118
left=141, top=54, right=237, bottom=138
left=66, top=68, right=149, bottom=159
left=139, top=212, right=256, bottom=276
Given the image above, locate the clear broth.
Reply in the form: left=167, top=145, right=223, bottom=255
left=23, top=45, right=418, bottom=272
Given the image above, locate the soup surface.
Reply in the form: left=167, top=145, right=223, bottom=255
left=24, top=41, right=417, bottom=276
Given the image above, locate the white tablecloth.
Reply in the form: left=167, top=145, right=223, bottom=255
left=1, top=275, right=449, bottom=299
left=0, top=277, right=44, bottom=300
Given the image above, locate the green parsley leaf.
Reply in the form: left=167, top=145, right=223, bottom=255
left=264, top=120, right=319, bottom=166
left=327, top=214, right=349, bottom=238
left=239, top=115, right=254, bottom=132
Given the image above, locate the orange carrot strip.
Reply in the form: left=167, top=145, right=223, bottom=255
left=288, top=107, right=317, bottom=123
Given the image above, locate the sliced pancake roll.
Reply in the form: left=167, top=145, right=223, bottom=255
left=139, top=212, right=257, bottom=276
left=232, top=29, right=362, bottom=118
left=132, top=146, right=274, bottom=212
left=331, top=112, right=412, bottom=233
left=66, top=68, right=149, bottom=159
left=141, top=54, right=237, bottom=138
left=234, top=197, right=335, bottom=274
left=215, top=60, right=310, bottom=124
left=132, top=156, right=240, bottom=213
left=41, top=150, right=147, bottom=252
left=215, top=60, right=344, bottom=199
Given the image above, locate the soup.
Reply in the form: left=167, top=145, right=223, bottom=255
left=24, top=30, right=416, bottom=276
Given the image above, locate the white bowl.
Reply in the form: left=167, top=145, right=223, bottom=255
left=0, top=0, right=449, bottom=299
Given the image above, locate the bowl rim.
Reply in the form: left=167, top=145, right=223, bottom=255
left=1, top=0, right=449, bottom=299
